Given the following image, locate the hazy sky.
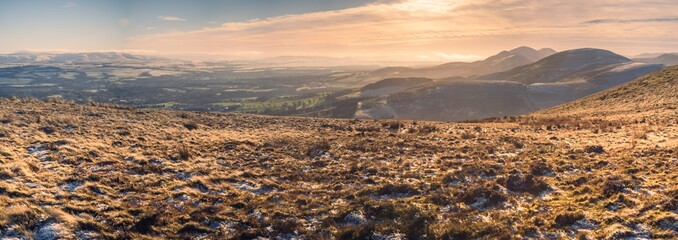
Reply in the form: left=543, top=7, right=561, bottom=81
left=1, top=0, right=677, bottom=62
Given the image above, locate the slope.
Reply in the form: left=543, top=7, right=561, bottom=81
left=635, top=53, right=678, bottom=67
left=348, top=50, right=663, bottom=121
left=349, top=46, right=556, bottom=85
left=355, top=80, right=537, bottom=121
left=481, top=48, right=631, bottom=84
left=536, top=65, right=678, bottom=120
left=1, top=97, right=677, bottom=239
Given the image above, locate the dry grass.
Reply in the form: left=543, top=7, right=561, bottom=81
left=0, top=97, right=676, bottom=239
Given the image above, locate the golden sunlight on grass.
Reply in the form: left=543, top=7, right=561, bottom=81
left=0, top=94, right=676, bottom=238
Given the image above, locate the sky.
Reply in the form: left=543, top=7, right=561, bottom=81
left=0, top=0, right=677, bottom=62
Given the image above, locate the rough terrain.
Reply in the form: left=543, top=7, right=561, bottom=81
left=0, top=67, right=677, bottom=239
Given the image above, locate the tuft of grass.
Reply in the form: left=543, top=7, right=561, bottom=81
left=602, top=176, right=639, bottom=197
left=130, top=213, right=159, bottom=234
left=584, top=145, right=605, bottom=154
left=503, top=173, right=551, bottom=195
left=177, top=222, right=213, bottom=235
left=183, top=122, right=199, bottom=131
left=0, top=204, right=40, bottom=228
left=438, top=220, right=512, bottom=240
left=176, top=145, right=192, bottom=160
left=458, top=184, right=507, bottom=209
left=553, top=212, right=585, bottom=228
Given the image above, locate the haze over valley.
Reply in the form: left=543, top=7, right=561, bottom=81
left=0, top=46, right=673, bottom=121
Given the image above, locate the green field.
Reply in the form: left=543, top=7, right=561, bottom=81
left=213, top=93, right=329, bottom=113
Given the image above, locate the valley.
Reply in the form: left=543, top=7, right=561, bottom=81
left=1, top=47, right=674, bottom=122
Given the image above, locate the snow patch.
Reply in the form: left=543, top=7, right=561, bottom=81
left=34, top=222, right=74, bottom=240
left=60, top=180, right=83, bottom=192
left=27, top=145, right=50, bottom=161
left=343, top=211, right=366, bottom=225
left=230, top=181, right=276, bottom=195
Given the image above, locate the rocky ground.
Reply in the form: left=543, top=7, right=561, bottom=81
left=1, top=67, right=677, bottom=240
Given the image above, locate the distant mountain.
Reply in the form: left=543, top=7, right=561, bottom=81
left=349, top=48, right=664, bottom=121
left=635, top=53, right=678, bottom=66
left=423, top=47, right=557, bottom=78
left=632, top=53, right=665, bottom=59
left=346, top=46, right=556, bottom=85
left=491, top=46, right=558, bottom=63
left=0, top=52, right=166, bottom=64
left=480, top=48, right=631, bottom=84
left=536, top=65, right=678, bottom=120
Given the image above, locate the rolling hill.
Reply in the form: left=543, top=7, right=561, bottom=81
left=350, top=49, right=664, bottom=121
left=346, top=46, right=556, bottom=85
left=635, top=53, right=678, bottom=67
left=535, top=65, right=678, bottom=120
left=356, top=80, right=537, bottom=121
left=480, top=48, right=632, bottom=84
left=358, top=77, right=433, bottom=97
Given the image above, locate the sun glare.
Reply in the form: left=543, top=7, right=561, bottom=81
left=395, top=0, right=457, bottom=13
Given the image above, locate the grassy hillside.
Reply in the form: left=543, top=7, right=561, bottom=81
left=359, top=80, right=537, bottom=121
left=353, top=47, right=555, bottom=85
left=0, top=96, right=676, bottom=239
left=482, top=48, right=631, bottom=84
left=348, top=49, right=662, bottom=122
left=536, top=65, right=678, bottom=121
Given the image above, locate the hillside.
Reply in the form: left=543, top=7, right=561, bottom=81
left=536, top=65, right=678, bottom=120
left=359, top=77, right=433, bottom=97
left=480, top=48, right=632, bottom=84
left=526, top=62, right=664, bottom=108
left=349, top=47, right=556, bottom=85
left=636, top=53, right=678, bottom=67
left=422, top=47, right=557, bottom=78
left=349, top=50, right=663, bottom=121
left=356, top=80, right=537, bottom=121
left=0, top=95, right=677, bottom=239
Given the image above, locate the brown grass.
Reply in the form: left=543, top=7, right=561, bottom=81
left=0, top=97, right=676, bottom=239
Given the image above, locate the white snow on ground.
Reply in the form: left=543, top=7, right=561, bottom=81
left=230, top=181, right=276, bottom=195
left=60, top=181, right=83, bottom=192
left=27, top=145, right=50, bottom=161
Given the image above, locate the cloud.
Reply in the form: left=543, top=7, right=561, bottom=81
left=62, top=2, right=77, bottom=8
left=157, top=16, right=187, bottom=22
left=119, top=18, right=130, bottom=26
left=584, top=17, right=678, bottom=24
left=127, top=0, right=678, bottom=60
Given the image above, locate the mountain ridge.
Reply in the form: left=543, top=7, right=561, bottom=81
left=350, top=46, right=557, bottom=85
left=635, top=53, right=678, bottom=66
left=350, top=48, right=663, bottom=121
left=0, top=52, right=168, bottom=64
left=479, top=48, right=631, bottom=84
